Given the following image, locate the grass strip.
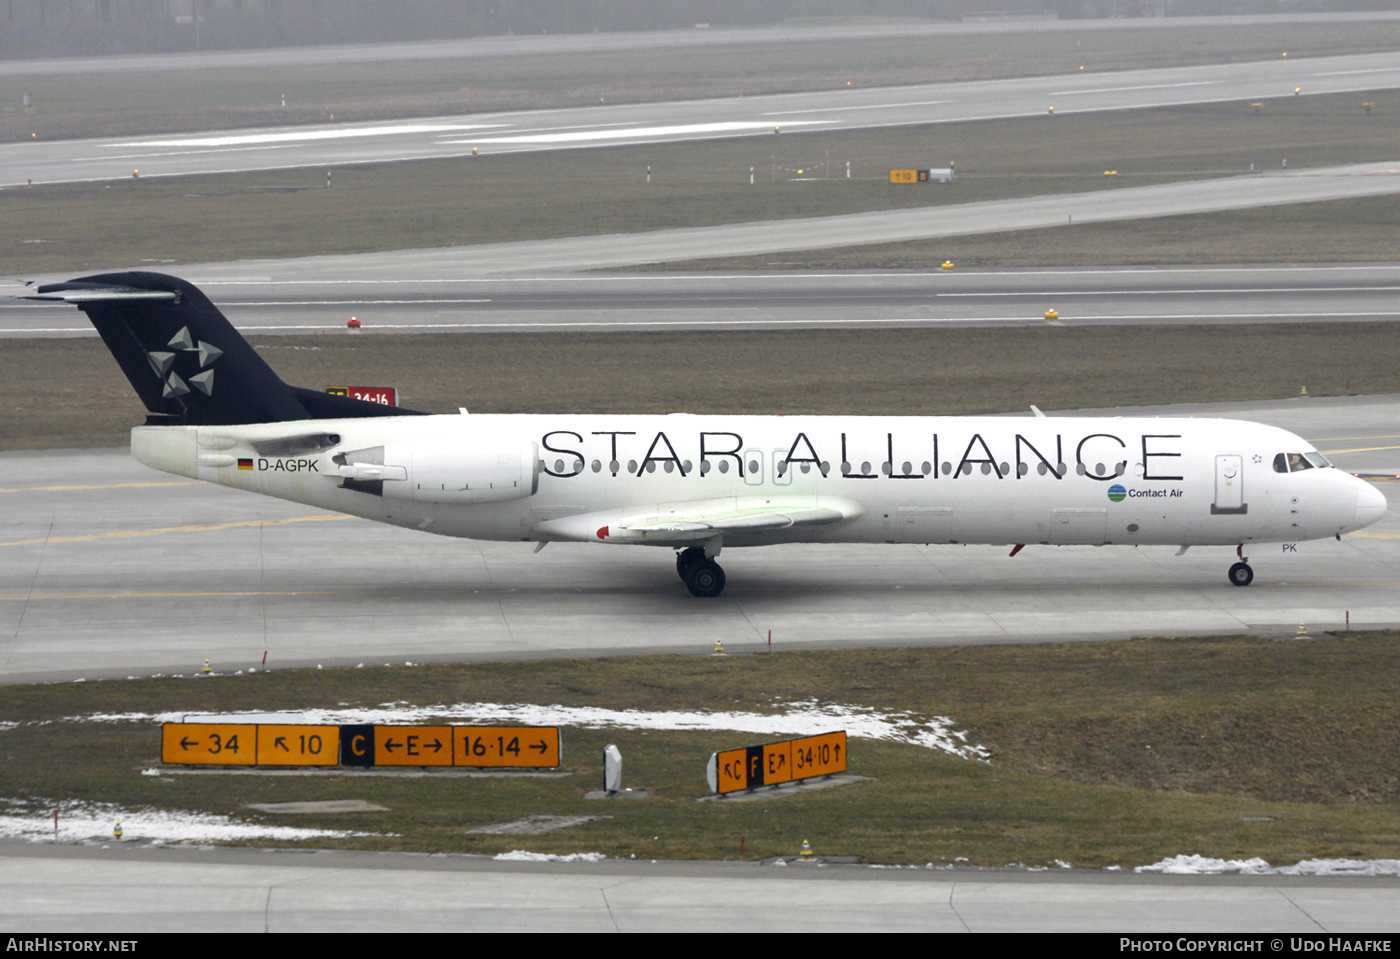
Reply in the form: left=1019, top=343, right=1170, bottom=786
left=4, top=322, right=1398, bottom=451
left=2, top=632, right=1397, bottom=865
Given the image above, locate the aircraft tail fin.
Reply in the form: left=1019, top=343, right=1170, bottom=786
left=25, top=271, right=423, bottom=425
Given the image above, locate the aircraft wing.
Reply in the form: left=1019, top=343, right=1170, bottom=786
left=540, top=497, right=864, bottom=545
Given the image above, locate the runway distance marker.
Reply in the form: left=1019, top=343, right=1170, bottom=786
left=707, top=731, right=847, bottom=796
left=162, top=723, right=257, bottom=765
left=453, top=726, right=561, bottom=768
left=256, top=725, right=340, bottom=766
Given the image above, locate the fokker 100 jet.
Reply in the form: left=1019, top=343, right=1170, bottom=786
left=27, top=272, right=1387, bottom=597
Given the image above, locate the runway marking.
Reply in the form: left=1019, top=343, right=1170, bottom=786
left=1313, top=67, right=1400, bottom=77
left=1048, top=81, right=1217, bottom=95
left=1318, top=445, right=1400, bottom=455
left=0, top=481, right=195, bottom=494
left=0, top=590, right=343, bottom=601
left=153, top=266, right=1400, bottom=285
left=759, top=99, right=952, bottom=115
left=231, top=299, right=491, bottom=306
left=0, top=514, right=353, bottom=548
left=451, top=120, right=828, bottom=145
left=938, top=286, right=1400, bottom=297
left=5, top=580, right=1400, bottom=602
left=1349, top=532, right=1400, bottom=540
left=114, top=122, right=504, bottom=148
left=9, top=309, right=1377, bottom=337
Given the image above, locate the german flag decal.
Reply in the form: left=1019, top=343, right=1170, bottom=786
left=238, top=458, right=254, bottom=470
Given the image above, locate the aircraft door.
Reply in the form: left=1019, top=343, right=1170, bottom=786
left=1212, top=454, right=1246, bottom=514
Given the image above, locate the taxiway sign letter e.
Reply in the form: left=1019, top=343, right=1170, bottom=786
left=374, top=725, right=453, bottom=766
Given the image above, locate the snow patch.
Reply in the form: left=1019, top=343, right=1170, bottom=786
left=493, top=850, right=607, bottom=863
left=1136, top=854, right=1400, bottom=876
left=0, top=799, right=380, bottom=844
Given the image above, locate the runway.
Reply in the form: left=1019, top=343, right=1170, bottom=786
left=4, top=842, right=1399, bottom=933
left=7, top=12, right=1399, bottom=79
left=4, top=52, right=1399, bottom=187
left=2, top=394, right=1396, bottom=686
left=7, top=263, right=1400, bottom=337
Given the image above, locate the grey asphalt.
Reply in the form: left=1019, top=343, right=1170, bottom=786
left=6, top=12, right=1398, bottom=78
left=3, top=394, right=1396, bottom=686
left=3, top=842, right=1399, bottom=933
left=8, top=262, right=1400, bottom=337
left=4, top=51, right=1399, bottom=188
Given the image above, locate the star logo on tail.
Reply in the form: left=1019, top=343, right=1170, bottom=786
left=145, top=326, right=221, bottom=398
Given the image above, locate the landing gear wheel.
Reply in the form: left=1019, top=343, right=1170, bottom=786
left=1228, top=562, right=1254, bottom=587
left=684, top=559, right=726, bottom=598
left=676, top=546, right=705, bottom=581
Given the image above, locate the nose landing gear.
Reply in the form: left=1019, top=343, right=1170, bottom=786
left=1228, top=545, right=1253, bottom=586
left=676, top=546, right=726, bottom=597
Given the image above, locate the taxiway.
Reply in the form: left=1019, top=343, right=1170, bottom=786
left=2, top=394, right=1396, bottom=686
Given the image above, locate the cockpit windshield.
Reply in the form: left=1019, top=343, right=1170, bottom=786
left=1273, top=451, right=1331, bottom=473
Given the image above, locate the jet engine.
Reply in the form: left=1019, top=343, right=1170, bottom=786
left=337, top=440, right=539, bottom=503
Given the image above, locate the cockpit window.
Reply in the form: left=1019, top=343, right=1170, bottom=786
left=1273, top=452, right=1331, bottom=473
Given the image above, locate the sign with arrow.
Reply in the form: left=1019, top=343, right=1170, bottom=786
left=374, top=725, right=452, bottom=766
left=161, top=723, right=562, bottom=770
left=707, top=731, right=847, bottom=796
left=256, top=725, right=340, bottom=766
left=453, top=726, right=560, bottom=768
left=162, top=723, right=257, bottom=765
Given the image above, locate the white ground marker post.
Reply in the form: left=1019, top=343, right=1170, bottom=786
left=603, top=744, right=622, bottom=795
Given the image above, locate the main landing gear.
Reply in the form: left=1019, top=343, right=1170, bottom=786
left=1228, top=545, right=1254, bottom=587
left=676, top=546, right=726, bottom=598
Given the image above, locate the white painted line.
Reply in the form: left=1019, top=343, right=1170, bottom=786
left=938, top=286, right=1400, bottom=297
left=1312, top=68, right=1400, bottom=76
left=1048, top=81, right=1217, bottom=95
left=760, top=99, right=952, bottom=115
left=229, top=299, right=492, bottom=306
left=453, top=120, right=828, bottom=145
left=114, top=122, right=506, bottom=148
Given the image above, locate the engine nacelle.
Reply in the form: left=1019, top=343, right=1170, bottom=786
left=382, top=439, right=539, bottom=504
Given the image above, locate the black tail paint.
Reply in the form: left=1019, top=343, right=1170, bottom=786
left=28, top=271, right=423, bottom=426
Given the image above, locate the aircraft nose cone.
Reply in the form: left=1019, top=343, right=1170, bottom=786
left=1351, top=480, right=1387, bottom=531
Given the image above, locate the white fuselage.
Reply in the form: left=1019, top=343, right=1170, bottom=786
left=131, top=413, right=1385, bottom=553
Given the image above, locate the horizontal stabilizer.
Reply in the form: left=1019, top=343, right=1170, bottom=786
left=25, top=285, right=179, bottom=303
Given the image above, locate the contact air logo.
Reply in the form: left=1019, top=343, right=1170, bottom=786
left=1107, top=484, right=1127, bottom=502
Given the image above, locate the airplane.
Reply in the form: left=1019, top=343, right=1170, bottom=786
left=25, top=271, right=1387, bottom=597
